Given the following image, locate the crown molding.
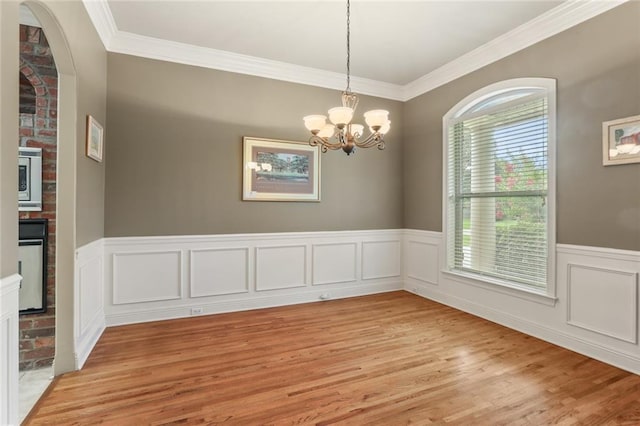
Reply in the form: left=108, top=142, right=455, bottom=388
left=82, top=0, right=117, bottom=50
left=401, top=0, right=628, bottom=101
left=83, top=0, right=627, bottom=102
left=108, top=31, right=405, bottom=101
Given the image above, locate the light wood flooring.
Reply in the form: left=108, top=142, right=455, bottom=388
left=26, top=291, right=640, bottom=425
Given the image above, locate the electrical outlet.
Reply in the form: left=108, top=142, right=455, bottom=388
left=191, top=307, right=204, bottom=315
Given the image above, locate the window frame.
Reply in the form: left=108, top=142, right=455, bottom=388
left=442, top=78, right=557, bottom=304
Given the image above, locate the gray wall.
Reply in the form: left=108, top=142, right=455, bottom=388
left=0, top=1, right=20, bottom=277
left=1, top=0, right=106, bottom=270
left=0, top=0, right=106, bottom=373
left=404, top=2, right=640, bottom=251
left=105, top=54, right=403, bottom=237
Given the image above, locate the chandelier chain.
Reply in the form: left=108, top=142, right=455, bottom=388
left=346, top=0, right=351, bottom=93
left=302, top=0, right=389, bottom=155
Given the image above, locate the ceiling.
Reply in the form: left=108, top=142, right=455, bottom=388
left=24, top=1, right=626, bottom=100
left=106, top=1, right=560, bottom=86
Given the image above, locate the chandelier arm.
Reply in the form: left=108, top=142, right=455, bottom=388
left=356, top=137, right=385, bottom=150
left=309, top=136, right=344, bottom=152
left=353, top=133, right=382, bottom=148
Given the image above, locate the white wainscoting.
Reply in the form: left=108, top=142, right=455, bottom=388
left=403, top=229, right=640, bottom=375
left=0, top=273, right=21, bottom=426
left=362, top=240, right=402, bottom=280
left=312, top=242, right=357, bottom=285
left=73, top=229, right=640, bottom=377
left=74, top=239, right=105, bottom=369
left=256, top=245, right=307, bottom=291
left=113, top=250, right=183, bottom=304
left=567, top=263, right=638, bottom=344
left=190, top=247, right=249, bottom=297
left=404, top=231, right=441, bottom=286
left=103, top=230, right=404, bottom=326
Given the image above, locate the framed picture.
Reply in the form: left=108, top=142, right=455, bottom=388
left=86, top=115, right=104, bottom=162
left=243, top=137, right=320, bottom=201
left=603, top=114, right=640, bottom=166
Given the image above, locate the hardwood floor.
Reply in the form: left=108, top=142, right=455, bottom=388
left=26, top=292, right=640, bottom=425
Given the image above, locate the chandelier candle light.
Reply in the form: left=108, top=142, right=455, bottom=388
left=303, top=0, right=390, bottom=155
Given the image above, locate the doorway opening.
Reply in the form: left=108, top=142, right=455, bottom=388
left=17, top=7, right=57, bottom=421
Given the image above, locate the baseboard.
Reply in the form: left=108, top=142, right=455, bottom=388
left=106, top=281, right=402, bottom=326
left=75, top=309, right=105, bottom=369
left=408, top=283, right=640, bottom=375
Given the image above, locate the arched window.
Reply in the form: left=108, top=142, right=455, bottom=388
left=443, top=78, right=556, bottom=296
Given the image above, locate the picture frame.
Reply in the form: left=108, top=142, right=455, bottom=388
left=86, top=115, right=104, bottom=162
left=242, top=137, right=320, bottom=202
left=602, top=114, right=640, bottom=166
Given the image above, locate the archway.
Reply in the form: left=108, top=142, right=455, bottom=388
left=22, top=0, right=77, bottom=376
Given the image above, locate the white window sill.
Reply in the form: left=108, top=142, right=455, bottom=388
left=442, top=269, right=557, bottom=306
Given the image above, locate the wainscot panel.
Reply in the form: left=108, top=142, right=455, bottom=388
left=113, top=250, right=183, bottom=304
left=362, top=240, right=402, bottom=280
left=567, top=263, right=637, bottom=344
left=312, top=242, right=358, bottom=286
left=75, top=239, right=105, bottom=369
left=403, top=229, right=640, bottom=375
left=103, top=230, right=404, bottom=326
left=256, top=245, right=307, bottom=291
left=405, top=232, right=441, bottom=286
left=190, top=248, right=249, bottom=297
left=0, top=273, right=21, bottom=426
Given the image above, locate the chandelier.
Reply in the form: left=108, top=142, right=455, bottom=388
left=303, top=0, right=390, bottom=156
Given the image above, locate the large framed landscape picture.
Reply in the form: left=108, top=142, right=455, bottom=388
left=242, top=137, right=320, bottom=201
left=602, top=114, right=640, bottom=166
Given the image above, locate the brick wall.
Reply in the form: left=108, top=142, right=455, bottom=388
left=18, top=24, right=58, bottom=371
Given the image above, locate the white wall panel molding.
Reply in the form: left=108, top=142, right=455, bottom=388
left=74, top=240, right=106, bottom=369
left=0, top=273, right=21, bottom=426
left=403, top=230, right=443, bottom=287
left=0, top=273, right=21, bottom=298
left=312, top=242, right=358, bottom=286
left=362, top=240, right=401, bottom=280
left=93, top=229, right=640, bottom=376
left=103, top=229, right=402, bottom=247
left=407, top=282, right=640, bottom=375
left=190, top=247, right=249, bottom=297
left=103, top=230, right=404, bottom=326
left=567, top=263, right=638, bottom=344
left=112, top=250, right=183, bottom=304
left=255, top=245, right=307, bottom=291
left=405, top=240, right=440, bottom=286
left=403, top=229, right=640, bottom=374
left=557, top=243, right=640, bottom=262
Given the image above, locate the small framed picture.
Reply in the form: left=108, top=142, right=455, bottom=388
left=242, top=137, right=320, bottom=202
left=603, top=114, right=640, bottom=166
left=86, top=115, right=104, bottom=162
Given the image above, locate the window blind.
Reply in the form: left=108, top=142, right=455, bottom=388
left=447, top=94, right=549, bottom=288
